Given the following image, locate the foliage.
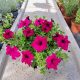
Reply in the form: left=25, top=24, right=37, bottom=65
left=8, top=0, right=18, bottom=11
left=0, top=0, right=18, bottom=14
left=16, top=0, right=24, bottom=3
left=2, top=13, right=14, bottom=29
left=0, top=13, right=14, bottom=43
left=61, top=0, right=79, bottom=16
left=0, top=28, right=4, bottom=42
left=0, top=13, right=2, bottom=21
left=77, top=0, right=80, bottom=8
left=1, top=13, right=14, bottom=29
left=75, top=8, right=80, bottom=24
left=0, top=0, right=11, bottom=14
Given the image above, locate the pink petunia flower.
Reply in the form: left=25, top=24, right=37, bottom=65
left=21, top=50, right=34, bottom=65
left=24, top=16, right=32, bottom=27
left=18, top=16, right=32, bottom=28
left=6, top=45, right=20, bottom=60
left=52, top=33, right=63, bottom=41
left=56, top=35, right=70, bottom=50
left=3, top=29, right=14, bottom=39
left=42, top=20, right=53, bottom=33
left=18, top=20, right=26, bottom=28
left=23, top=27, right=34, bottom=37
left=46, top=53, right=61, bottom=70
left=34, top=18, right=44, bottom=27
left=31, top=35, right=47, bottom=52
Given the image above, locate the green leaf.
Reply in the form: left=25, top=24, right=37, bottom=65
left=40, top=66, right=46, bottom=74
left=0, top=28, right=4, bottom=42
left=35, top=52, right=46, bottom=73
left=56, top=51, right=69, bottom=61
left=30, top=24, right=35, bottom=29
left=16, top=28, right=23, bottom=36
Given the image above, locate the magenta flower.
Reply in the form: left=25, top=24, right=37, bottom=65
left=31, top=35, right=47, bottom=52
left=52, top=33, right=63, bottom=41
left=18, top=16, right=32, bottom=28
left=56, top=35, right=70, bottom=50
left=6, top=45, right=20, bottom=60
left=46, top=53, right=61, bottom=70
left=21, top=50, right=34, bottom=65
left=34, top=18, right=44, bottom=27
left=24, top=16, right=32, bottom=27
left=3, top=29, right=14, bottom=39
left=42, top=20, right=53, bottom=33
left=18, top=20, right=25, bottom=28
left=23, top=27, right=34, bottom=37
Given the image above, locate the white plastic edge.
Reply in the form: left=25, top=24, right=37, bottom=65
left=0, top=0, right=28, bottom=80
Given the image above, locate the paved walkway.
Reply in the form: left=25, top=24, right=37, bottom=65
left=1, top=0, right=80, bottom=80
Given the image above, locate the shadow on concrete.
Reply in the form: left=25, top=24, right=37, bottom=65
left=33, top=3, right=51, bottom=9
left=23, top=11, right=57, bottom=19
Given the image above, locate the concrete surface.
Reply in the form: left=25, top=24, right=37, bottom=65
left=0, top=0, right=80, bottom=80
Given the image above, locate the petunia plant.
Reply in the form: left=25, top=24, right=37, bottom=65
left=2, top=16, right=70, bottom=74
